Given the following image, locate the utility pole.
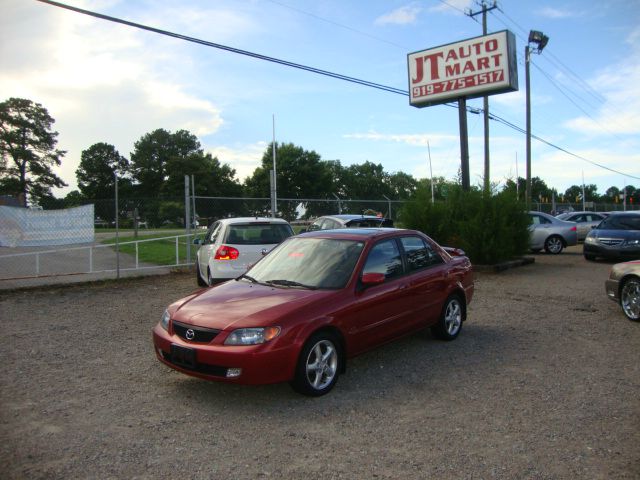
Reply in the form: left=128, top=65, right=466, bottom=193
left=467, top=0, right=497, bottom=193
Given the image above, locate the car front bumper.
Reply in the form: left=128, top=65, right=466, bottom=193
left=605, top=278, right=620, bottom=303
left=152, top=324, right=298, bottom=385
left=583, top=242, right=640, bottom=260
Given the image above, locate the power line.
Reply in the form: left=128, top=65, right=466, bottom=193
left=35, top=0, right=640, bottom=181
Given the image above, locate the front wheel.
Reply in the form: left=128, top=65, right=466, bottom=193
left=620, top=277, right=640, bottom=321
left=290, top=333, right=342, bottom=396
left=544, top=235, right=564, bottom=254
left=431, top=295, right=464, bottom=341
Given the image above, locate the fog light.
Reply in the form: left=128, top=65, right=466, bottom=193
left=226, top=368, right=242, bottom=378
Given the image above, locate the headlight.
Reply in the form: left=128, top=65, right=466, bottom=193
left=224, top=327, right=281, bottom=345
left=161, top=309, right=170, bottom=331
left=584, top=236, right=597, bottom=245
left=625, top=239, right=640, bottom=246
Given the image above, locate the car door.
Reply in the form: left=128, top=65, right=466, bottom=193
left=571, top=214, right=590, bottom=240
left=398, top=236, right=449, bottom=328
left=529, top=213, right=551, bottom=249
left=345, top=239, right=413, bottom=354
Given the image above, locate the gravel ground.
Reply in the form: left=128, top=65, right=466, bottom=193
left=1, top=245, right=638, bottom=479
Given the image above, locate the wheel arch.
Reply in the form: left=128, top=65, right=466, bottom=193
left=297, top=325, right=348, bottom=374
left=619, top=274, right=640, bottom=299
left=448, top=286, right=468, bottom=321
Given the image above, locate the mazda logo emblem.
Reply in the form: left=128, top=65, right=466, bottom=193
left=185, top=329, right=195, bottom=340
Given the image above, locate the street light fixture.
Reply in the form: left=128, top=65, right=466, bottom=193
left=525, top=29, right=549, bottom=208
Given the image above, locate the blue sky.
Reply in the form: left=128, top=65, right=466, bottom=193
left=1, top=0, right=639, bottom=198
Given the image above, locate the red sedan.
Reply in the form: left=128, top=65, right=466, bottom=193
left=152, top=228, right=474, bottom=396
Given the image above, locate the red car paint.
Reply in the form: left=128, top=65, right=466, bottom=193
left=152, top=229, right=474, bottom=386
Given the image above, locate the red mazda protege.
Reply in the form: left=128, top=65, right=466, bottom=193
left=152, top=228, right=474, bottom=396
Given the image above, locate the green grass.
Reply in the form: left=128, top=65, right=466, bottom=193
left=102, top=234, right=198, bottom=265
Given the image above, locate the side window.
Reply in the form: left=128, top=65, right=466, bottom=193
left=205, top=222, right=221, bottom=244
left=400, top=236, right=443, bottom=271
left=531, top=215, right=550, bottom=225
left=362, top=240, right=403, bottom=280
left=323, top=219, right=341, bottom=230
left=573, top=214, right=586, bottom=223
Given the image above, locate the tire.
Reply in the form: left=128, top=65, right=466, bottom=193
left=620, top=277, right=640, bottom=321
left=544, top=235, right=564, bottom=254
left=431, top=295, right=464, bottom=341
left=290, top=332, right=342, bottom=396
left=584, top=254, right=596, bottom=261
left=207, top=268, right=215, bottom=287
left=196, top=263, right=207, bottom=287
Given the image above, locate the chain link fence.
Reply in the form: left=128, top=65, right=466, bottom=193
left=2, top=192, right=637, bottom=289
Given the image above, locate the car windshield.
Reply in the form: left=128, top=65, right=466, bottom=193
left=225, top=223, right=293, bottom=245
left=597, top=215, right=640, bottom=231
left=245, top=237, right=365, bottom=289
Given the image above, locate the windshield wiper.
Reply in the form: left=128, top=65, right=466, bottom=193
left=237, top=274, right=259, bottom=283
left=265, top=279, right=318, bottom=290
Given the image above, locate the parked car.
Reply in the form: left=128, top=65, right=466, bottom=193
left=194, top=217, right=294, bottom=286
left=584, top=211, right=640, bottom=261
left=528, top=211, right=578, bottom=254
left=556, top=211, right=606, bottom=241
left=605, top=260, right=640, bottom=321
left=153, top=228, right=474, bottom=396
left=307, top=214, right=394, bottom=231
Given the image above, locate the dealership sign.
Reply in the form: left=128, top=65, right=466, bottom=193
left=408, top=30, right=518, bottom=108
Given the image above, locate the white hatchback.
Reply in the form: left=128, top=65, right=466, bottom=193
left=195, top=217, right=294, bottom=286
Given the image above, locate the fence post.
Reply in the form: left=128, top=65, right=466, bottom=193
left=185, top=175, right=191, bottom=265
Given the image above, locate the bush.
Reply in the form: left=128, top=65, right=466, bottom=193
left=400, top=185, right=529, bottom=264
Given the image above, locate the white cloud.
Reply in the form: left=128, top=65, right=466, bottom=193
left=538, top=7, right=574, bottom=19
left=427, top=0, right=471, bottom=15
left=206, top=143, right=267, bottom=182
left=375, top=4, right=422, bottom=25
left=564, top=27, right=640, bottom=136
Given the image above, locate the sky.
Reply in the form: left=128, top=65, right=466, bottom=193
left=1, top=0, right=639, bottom=199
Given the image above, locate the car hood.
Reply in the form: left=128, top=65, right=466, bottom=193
left=170, top=280, right=336, bottom=330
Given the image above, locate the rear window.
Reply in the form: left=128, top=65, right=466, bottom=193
left=225, top=223, right=293, bottom=245
left=345, top=218, right=394, bottom=228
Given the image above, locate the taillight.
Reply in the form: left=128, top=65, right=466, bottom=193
left=570, top=226, right=577, bottom=231
left=214, top=245, right=240, bottom=260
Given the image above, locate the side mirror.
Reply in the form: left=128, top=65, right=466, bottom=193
left=361, top=272, right=385, bottom=286
left=193, top=238, right=202, bottom=245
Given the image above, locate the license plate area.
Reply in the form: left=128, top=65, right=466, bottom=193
left=171, top=344, right=196, bottom=369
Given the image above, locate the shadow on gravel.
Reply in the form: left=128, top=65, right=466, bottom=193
left=165, top=323, right=512, bottom=410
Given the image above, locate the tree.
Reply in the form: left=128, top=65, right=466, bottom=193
left=130, top=129, right=202, bottom=197
left=76, top=142, right=130, bottom=200
left=0, top=97, right=67, bottom=206
left=244, top=142, right=335, bottom=219
left=563, top=184, right=598, bottom=204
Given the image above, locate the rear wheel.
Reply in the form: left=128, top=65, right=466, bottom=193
left=290, top=332, right=342, bottom=396
left=620, top=277, right=640, bottom=321
left=544, top=235, right=564, bottom=254
left=431, top=295, right=464, bottom=341
left=196, top=263, right=207, bottom=287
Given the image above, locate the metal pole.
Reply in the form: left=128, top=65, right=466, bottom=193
left=191, top=174, right=197, bottom=228
left=482, top=5, right=490, bottom=193
left=458, top=98, right=470, bottom=190
left=382, top=195, right=391, bottom=219
left=427, top=141, right=435, bottom=204
left=271, top=115, right=277, bottom=217
left=332, top=193, right=342, bottom=214
left=525, top=45, right=532, bottom=209
left=185, top=175, right=191, bottom=264
left=115, top=172, right=120, bottom=279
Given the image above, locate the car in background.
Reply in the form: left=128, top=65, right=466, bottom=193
left=528, top=211, right=578, bottom=254
left=556, top=211, right=607, bottom=241
left=194, top=217, right=294, bottom=286
left=307, top=214, right=394, bottom=232
left=584, top=211, right=640, bottom=261
left=605, top=260, right=640, bottom=321
left=153, top=228, right=474, bottom=396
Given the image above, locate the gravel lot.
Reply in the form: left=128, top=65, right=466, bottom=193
left=1, top=245, right=638, bottom=479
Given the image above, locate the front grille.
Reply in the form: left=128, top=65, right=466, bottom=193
left=160, top=350, right=228, bottom=377
left=172, top=321, right=220, bottom=343
left=599, top=237, right=623, bottom=246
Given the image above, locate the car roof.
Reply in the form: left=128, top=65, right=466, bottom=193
left=219, top=217, right=290, bottom=225
left=298, top=227, right=415, bottom=241
left=317, top=214, right=388, bottom=223
left=606, top=211, right=640, bottom=216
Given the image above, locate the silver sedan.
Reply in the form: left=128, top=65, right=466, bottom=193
left=528, top=211, right=578, bottom=254
left=605, top=260, right=640, bottom=321
left=556, top=211, right=606, bottom=241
